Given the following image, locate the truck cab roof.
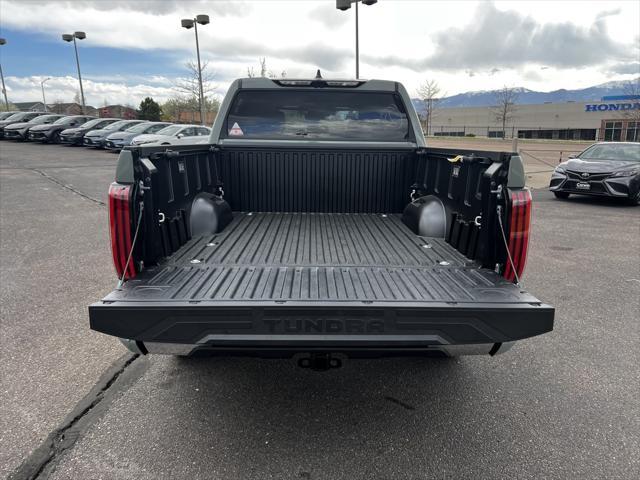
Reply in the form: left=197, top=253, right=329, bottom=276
left=234, top=77, right=400, bottom=91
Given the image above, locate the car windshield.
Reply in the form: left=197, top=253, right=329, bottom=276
left=0, top=112, right=18, bottom=120
left=28, top=115, right=60, bottom=125
left=103, top=120, right=129, bottom=130
left=224, top=90, right=411, bottom=141
left=581, top=143, right=640, bottom=162
left=80, top=119, right=106, bottom=129
left=155, top=125, right=183, bottom=136
left=126, top=123, right=155, bottom=133
left=54, top=116, right=80, bottom=125
left=4, top=112, right=29, bottom=121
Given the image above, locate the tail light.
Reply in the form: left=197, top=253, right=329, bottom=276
left=503, top=189, right=532, bottom=282
left=108, top=183, right=136, bottom=279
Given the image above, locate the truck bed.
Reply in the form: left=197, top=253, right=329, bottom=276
left=91, top=212, right=553, bottom=348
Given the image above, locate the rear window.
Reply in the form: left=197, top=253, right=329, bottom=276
left=224, top=90, right=411, bottom=141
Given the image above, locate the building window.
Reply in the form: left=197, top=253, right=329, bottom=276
left=604, top=121, right=623, bottom=141
left=626, top=122, right=639, bottom=142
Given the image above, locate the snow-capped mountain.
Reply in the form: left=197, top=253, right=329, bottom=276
left=412, top=78, right=639, bottom=113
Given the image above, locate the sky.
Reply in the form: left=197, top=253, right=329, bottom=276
left=0, top=0, right=639, bottom=107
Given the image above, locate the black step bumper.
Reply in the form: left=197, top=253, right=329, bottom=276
left=89, top=301, right=554, bottom=351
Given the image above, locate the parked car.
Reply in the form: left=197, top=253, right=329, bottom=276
left=0, top=111, right=20, bottom=121
left=3, top=114, right=66, bottom=141
left=60, top=118, right=121, bottom=145
left=104, top=122, right=172, bottom=151
left=0, top=111, right=47, bottom=139
left=29, top=115, right=95, bottom=143
left=130, top=124, right=210, bottom=145
left=83, top=120, right=145, bottom=148
left=550, top=142, right=640, bottom=205
left=142, top=134, right=211, bottom=147
left=90, top=77, right=554, bottom=365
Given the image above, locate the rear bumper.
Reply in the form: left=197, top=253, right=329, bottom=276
left=90, top=301, right=554, bottom=356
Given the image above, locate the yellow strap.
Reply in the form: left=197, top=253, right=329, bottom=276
left=447, top=155, right=463, bottom=163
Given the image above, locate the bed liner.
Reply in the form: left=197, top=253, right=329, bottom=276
left=103, top=212, right=538, bottom=303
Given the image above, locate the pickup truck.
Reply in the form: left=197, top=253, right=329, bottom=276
left=90, top=77, right=554, bottom=368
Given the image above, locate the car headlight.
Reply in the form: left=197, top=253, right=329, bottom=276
left=611, top=167, right=640, bottom=178
left=134, top=139, right=155, bottom=145
left=554, top=166, right=566, bottom=174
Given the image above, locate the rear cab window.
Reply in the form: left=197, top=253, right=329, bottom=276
left=223, top=90, right=412, bottom=142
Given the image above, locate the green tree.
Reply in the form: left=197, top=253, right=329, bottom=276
left=137, top=97, right=162, bottom=121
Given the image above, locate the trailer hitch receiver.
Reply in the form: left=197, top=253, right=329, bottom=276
left=297, top=353, right=342, bottom=371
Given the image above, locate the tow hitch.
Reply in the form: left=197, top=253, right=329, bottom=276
left=297, top=353, right=342, bottom=371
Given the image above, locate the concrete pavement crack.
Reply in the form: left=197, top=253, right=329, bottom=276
left=31, top=168, right=106, bottom=206
left=8, top=353, right=149, bottom=480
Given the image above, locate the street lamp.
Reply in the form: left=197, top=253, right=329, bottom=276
left=41, top=77, right=51, bottom=112
left=62, top=31, right=86, bottom=114
left=336, top=0, right=377, bottom=79
left=181, top=14, right=210, bottom=125
left=0, top=38, right=9, bottom=111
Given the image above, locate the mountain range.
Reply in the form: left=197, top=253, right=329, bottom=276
left=411, top=78, right=639, bottom=113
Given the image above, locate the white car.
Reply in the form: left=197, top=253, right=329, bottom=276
left=142, top=135, right=212, bottom=147
left=130, top=124, right=211, bottom=145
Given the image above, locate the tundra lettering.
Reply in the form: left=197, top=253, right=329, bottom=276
left=263, top=318, right=385, bottom=334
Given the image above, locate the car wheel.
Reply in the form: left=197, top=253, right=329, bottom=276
left=554, top=191, right=570, bottom=199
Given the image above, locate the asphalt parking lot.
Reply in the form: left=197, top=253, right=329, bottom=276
left=1, top=140, right=638, bottom=479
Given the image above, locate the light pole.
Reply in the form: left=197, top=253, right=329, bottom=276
left=0, top=38, right=9, bottom=111
left=336, top=0, right=377, bottom=79
left=62, top=31, right=86, bottom=114
left=181, top=14, right=210, bottom=125
left=41, top=77, right=51, bottom=112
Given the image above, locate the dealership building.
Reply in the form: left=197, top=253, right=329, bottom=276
left=430, top=95, right=639, bottom=142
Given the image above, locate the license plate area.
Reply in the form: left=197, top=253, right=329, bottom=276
left=576, top=182, right=591, bottom=190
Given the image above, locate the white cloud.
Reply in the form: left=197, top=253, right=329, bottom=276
left=1, top=0, right=639, bottom=99
left=5, top=75, right=181, bottom=107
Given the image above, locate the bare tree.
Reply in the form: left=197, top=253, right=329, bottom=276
left=246, top=58, right=285, bottom=79
left=173, top=61, right=218, bottom=123
left=416, top=80, right=441, bottom=136
left=174, top=60, right=217, bottom=100
left=493, top=86, right=519, bottom=138
left=622, top=79, right=640, bottom=121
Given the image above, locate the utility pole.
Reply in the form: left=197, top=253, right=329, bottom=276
left=0, top=38, right=10, bottom=110
left=41, top=77, right=51, bottom=112
left=181, top=15, right=210, bottom=125
left=62, top=32, right=87, bottom=114
left=336, top=0, right=377, bottom=79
